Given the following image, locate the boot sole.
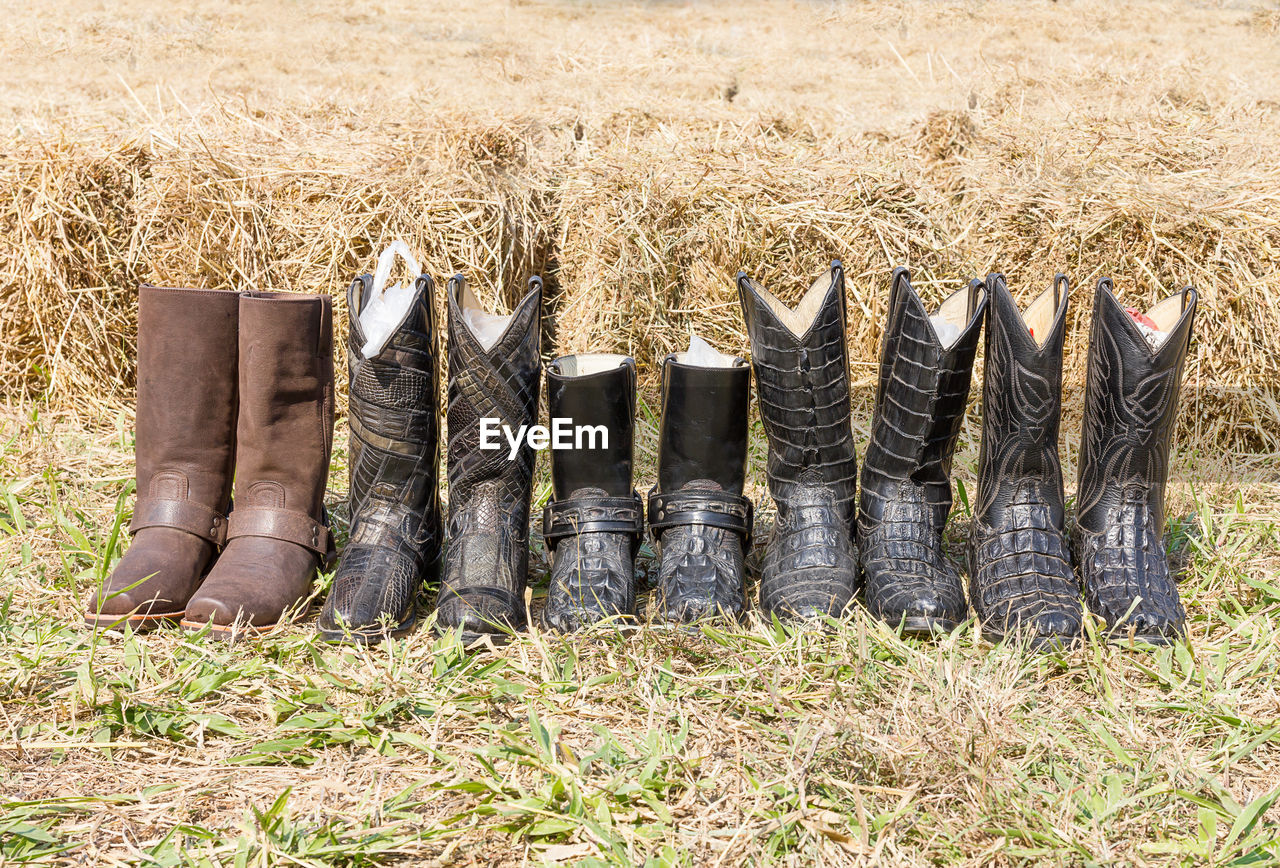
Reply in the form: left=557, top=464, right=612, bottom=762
left=899, top=616, right=960, bottom=636
left=317, top=614, right=416, bottom=645
left=84, top=610, right=183, bottom=632
left=179, top=618, right=285, bottom=640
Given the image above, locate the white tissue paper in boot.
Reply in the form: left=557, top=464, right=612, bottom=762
left=1133, top=320, right=1170, bottom=349
left=930, top=316, right=962, bottom=349
left=358, top=240, right=421, bottom=359
left=684, top=334, right=729, bottom=367
left=462, top=306, right=512, bottom=352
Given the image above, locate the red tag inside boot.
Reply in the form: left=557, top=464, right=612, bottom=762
left=1124, top=306, right=1158, bottom=330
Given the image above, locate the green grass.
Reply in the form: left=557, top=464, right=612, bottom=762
left=2, top=407, right=1279, bottom=866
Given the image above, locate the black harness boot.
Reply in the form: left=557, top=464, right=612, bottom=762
left=437, top=275, right=542, bottom=642
left=319, top=274, right=444, bottom=643
left=860, top=268, right=986, bottom=635
left=541, top=354, right=644, bottom=632
left=1075, top=278, right=1197, bottom=644
left=647, top=345, right=753, bottom=624
left=969, top=273, right=1081, bottom=647
left=737, top=261, right=859, bottom=621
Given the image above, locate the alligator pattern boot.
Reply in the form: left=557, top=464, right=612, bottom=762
left=437, top=275, right=542, bottom=642
left=541, top=354, right=644, bottom=632
left=647, top=345, right=752, bottom=624
left=969, top=274, right=1081, bottom=647
left=860, top=267, right=986, bottom=635
left=183, top=291, right=336, bottom=637
left=87, top=285, right=239, bottom=630
left=737, top=261, right=859, bottom=621
left=318, top=274, right=443, bottom=643
left=1075, top=278, right=1197, bottom=643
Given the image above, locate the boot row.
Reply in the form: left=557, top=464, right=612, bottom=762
left=740, top=262, right=1196, bottom=648
left=90, top=260, right=1196, bottom=649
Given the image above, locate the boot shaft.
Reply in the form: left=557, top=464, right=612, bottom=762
left=975, top=273, right=1068, bottom=526
left=655, top=349, right=750, bottom=495
left=235, top=291, right=335, bottom=518
left=1076, top=279, right=1197, bottom=536
left=346, top=274, right=441, bottom=517
left=864, top=268, right=986, bottom=495
left=546, top=354, right=635, bottom=499
left=135, top=285, right=240, bottom=507
left=445, top=275, right=543, bottom=508
left=737, top=261, right=857, bottom=514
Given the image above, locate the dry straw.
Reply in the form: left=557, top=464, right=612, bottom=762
left=3, top=103, right=1278, bottom=456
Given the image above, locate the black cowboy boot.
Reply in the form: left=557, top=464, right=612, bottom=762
left=647, top=343, right=752, bottom=624
left=737, top=261, right=858, bottom=621
left=318, top=274, right=443, bottom=643
left=860, top=267, right=986, bottom=635
left=1075, top=278, right=1197, bottom=644
left=437, top=275, right=542, bottom=642
left=969, top=273, right=1081, bottom=646
left=540, top=355, right=644, bottom=632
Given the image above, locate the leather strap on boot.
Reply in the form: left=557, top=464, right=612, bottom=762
left=542, top=491, right=644, bottom=550
left=129, top=497, right=229, bottom=547
left=227, top=506, right=331, bottom=558
left=648, top=488, right=752, bottom=546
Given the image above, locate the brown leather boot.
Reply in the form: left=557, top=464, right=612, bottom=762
left=183, top=291, right=336, bottom=638
left=86, top=285, right=240, bottom=630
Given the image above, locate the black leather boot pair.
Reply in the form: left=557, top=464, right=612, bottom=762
left=540, top=346, right=754, bottom=631
left=738, top=264, right=1196, bottom=647
left=737, top=263, right=985, bottom=626
left=320, top=274, right=541, bottom=644
left=970, top=274, right=1198, bottom=647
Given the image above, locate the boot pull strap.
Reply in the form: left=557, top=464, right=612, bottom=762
left=227, top=506, right=330, bottom=557
left=130, top=498, right=228, bottom=547
left=965, top=277, right=987, bottom=321
left=1052, top=273, right=1070, bottom=310
left=648, top=489, right=753, bottom=545
left=542, top=492, right=644, bottom=551
left=1180, top=285, right=1198, bottom=314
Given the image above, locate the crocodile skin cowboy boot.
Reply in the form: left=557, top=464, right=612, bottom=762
left=1075, top=278, right=1197, bottom=644
left=647, top=344, right=752, bottom=624
left=969, top=273, right=1082, bottom=647
left=540, top=354, right=644, bottom=632
left=436, top=275, right=542, bottom=643
left=317, top=274, right=443, bottom=643
left=860, top=267, right=986, bottom=635
left=86, top=286, right=239, bottom=630
left=183, top=291, right=336, bottom=637
left=737, top=261, right=858, bottom=621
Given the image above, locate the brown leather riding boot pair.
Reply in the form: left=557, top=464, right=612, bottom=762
left=86, top=285, right=335, bottom=638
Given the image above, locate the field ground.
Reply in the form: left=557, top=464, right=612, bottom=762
left=3, top=0, right=1280, bottom=865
